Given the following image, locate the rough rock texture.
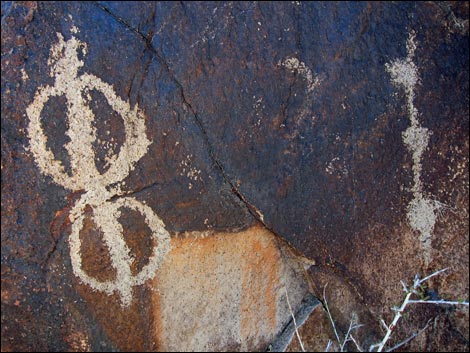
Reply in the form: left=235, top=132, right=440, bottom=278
left=1, top=1, right=468, bottom=352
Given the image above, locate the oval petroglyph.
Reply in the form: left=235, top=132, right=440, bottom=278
left=26, top=32, right=171, bottom=306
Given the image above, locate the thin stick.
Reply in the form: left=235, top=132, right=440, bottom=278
left=369, top=291, right=414, bottom=352
left=386, top=319, right=432, bottom=352
left=285, top=287, right=305, bottom=352
left=323, top=284, right=364, bottom=352
left=350, top=334, right=364, bottom=352
left=419, top=268, right=448, bottom=283
left=323, top=284, right=342, bottom=345
left=408, top=300, right=469, bottom=306
left=340, top=319, right=363, bottom=351
left=369, top=268, right=465, bottom=352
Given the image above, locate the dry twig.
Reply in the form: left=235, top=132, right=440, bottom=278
left=285, top=287, right=305, bottom=352
left=323, top=284, right=363, bottom=352
left=369, top=268, right=469, bottom=352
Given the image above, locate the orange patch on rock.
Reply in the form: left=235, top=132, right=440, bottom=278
left=240, top=235, right=279, bottom=345
left=152, top=226, right=284, bottom=351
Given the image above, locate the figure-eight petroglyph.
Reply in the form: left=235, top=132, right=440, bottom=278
left=26, top=33, right=171, bottom=306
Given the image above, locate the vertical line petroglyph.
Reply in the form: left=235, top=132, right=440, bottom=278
left=386, top=30, right=444, bottom=266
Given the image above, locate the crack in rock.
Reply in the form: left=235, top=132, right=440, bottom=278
left=94, top=2, right=273, bottom=229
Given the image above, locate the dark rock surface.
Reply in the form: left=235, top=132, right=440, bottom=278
left=2, top=1, right=468, bottom=351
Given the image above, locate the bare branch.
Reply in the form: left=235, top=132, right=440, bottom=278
left=400, top=280, right=408, bottom=293
left=408, top=299, right=469, bottom=306
left=285, top=287, right=305, bottom=352
left=386, top=319, right=432, bottom=352
left=370, top=291, right=414, bottom=352
left=419, top=268, right=448, bottom=284
left=340, top=315, right=364, bottom=351
left=323, top=284, right=342, bottom=345
left=369, top=268, right=465, bottom=352
left=321, top=269, right=465, bottom=352
left=323, top=285, right=363, bottom=352
left=350, top=334, right=364, bottom=352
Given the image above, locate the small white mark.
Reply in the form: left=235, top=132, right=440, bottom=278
left=180, top=154, right=202, bottom=182
left=279, top=57, right=322, bottom=93
left=325, top=157, right=348, bottom=177
left=21, top=68, right=29, bottom=81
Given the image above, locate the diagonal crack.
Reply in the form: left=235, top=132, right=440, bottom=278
left=93, top=2, right=271, bottom=229
left=108, top=180, right=161, bottom=201
left=90, top=3, right=379, bottom=324
left=43, top=190, right=83, bottom=270
left=280, top=75, right=296, bottom=127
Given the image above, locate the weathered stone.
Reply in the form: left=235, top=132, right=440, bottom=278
left=2, top=1, right=468, bottom=351
left=70, top=226, right=311, bottom=352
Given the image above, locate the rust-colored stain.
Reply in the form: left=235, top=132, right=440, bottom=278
left=69, top=218, right=307, bottom=352
left=240, top=235, right=279, bottom=345
left=175, top=201, right=197, bottom=208
left=75, top=282, right=156, bottom=352
left=152, top=225, right=282, bottom=351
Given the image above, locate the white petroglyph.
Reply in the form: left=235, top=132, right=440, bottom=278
left=180, top=154, right=202, bottom=183
left=386, top=30, right=443, bottom=266
left=26, top=32, right=171, bottom=306
left=278, top=56, right=322, bottom=131
left=279, top=57, right=322, bottom=93
left=21, top=68, right=29, bottom=81
left=253, top=95, right=265, bottom=127
left=325, top=157, right=349, bottom=177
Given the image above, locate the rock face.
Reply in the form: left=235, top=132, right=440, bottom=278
left=1, top=1, right=468, bottom=352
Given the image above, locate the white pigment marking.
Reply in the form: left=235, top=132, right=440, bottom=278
left=278, top=56, right=323, bottom=128
left=279, top=57, right=321, bottom=93
left=26, top=32, right=171, bottom=306
left=180, top=154, right=202, bottom=182
left=21, top=68, right=29, bottom=81
left=386, top=30, right=442, bottom=266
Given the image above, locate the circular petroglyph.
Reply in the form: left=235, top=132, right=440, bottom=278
left=26, top=33, right=171, bottom=306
